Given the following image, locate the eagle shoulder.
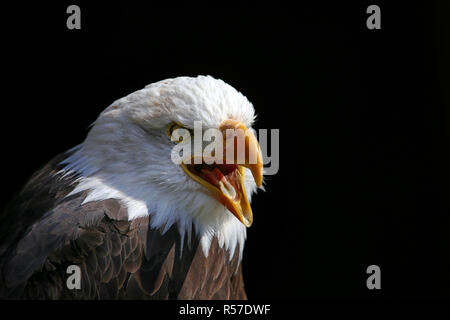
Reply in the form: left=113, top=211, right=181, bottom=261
left=0, top=152, right=147, bottom=299
left=0, top=151, right=247, bottom=299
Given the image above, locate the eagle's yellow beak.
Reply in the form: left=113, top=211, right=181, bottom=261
left=180, top=120, right=263, bottom=227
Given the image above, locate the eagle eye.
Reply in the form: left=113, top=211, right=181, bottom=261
left=168, top=122, right=192, bottom=144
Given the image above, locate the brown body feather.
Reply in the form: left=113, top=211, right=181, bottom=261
left=0, top=152, right=246, bottom=299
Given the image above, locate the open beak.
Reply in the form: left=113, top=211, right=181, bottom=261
left=180, top=120, right=263, bottom=227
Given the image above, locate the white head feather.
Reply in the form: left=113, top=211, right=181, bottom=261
left=61, top=75, right=258, bottom=260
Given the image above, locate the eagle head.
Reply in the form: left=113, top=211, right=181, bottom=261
left=63, top=75, right=263, bottom=258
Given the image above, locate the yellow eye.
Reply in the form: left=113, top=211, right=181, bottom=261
left=168, top=122, right=191, bottom=144
left=167, top=122, right=181, bottom=138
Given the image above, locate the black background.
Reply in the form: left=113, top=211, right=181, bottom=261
left=3, top=1, right=449, bottom=299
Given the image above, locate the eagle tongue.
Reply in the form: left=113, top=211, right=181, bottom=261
left=201, top=167, right=239, bottom=201
left=200, top=167, right=224, bottom=188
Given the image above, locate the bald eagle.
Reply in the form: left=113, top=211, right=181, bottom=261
left=0, top=76, right=263, bottom=299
